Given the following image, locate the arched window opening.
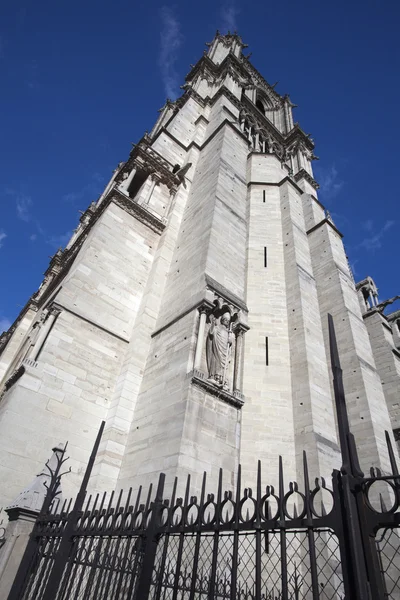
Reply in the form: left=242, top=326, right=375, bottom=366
left=127, top=169, right=148, bottom=199
left=256, top=99, right=265, bottom=115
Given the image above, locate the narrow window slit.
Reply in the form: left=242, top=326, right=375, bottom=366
left=263, top=190, right=266, bottom=203
left=264, top=247, right=267, bottom=268
left=265, top=337, right=269, bottom=366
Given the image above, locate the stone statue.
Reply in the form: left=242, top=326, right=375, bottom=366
left=206, top=312, right=233, bottom=385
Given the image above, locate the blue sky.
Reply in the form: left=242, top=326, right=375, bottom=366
left=0, top=0, right=399, bottom=332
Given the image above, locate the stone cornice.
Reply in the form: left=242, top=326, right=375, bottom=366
left=306, top=218, right=344, bottom=239
left=247, top=176, right=305, bottom=196
left=116, top=138, right=179, bottom=192
left=205, top=274, right=248, bottom=312
left=294, top=168, right=320, bottom=190
left=387, top=310, right=400, bottom=322
left=191, top=370, right=244, bottom=409
left=111, top=188, right=166, bottom=235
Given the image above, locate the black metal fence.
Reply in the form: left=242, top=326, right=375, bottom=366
left=6, top=315, right=400, bottom=600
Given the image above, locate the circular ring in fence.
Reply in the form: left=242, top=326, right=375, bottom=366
left=260, top=490, right=280, bottom=521
left=220, top=497, right=235, bottom=524
left=145, top=508, right=153, bottom=528
left=123, top=512, right=133, bottom=529
left=159, top=505, right=169, bottom=526
left=186, top=502, right=199, bottom=526
left=172, top=504, right=184, bottom=526
left=239, top=490, right=256, bottom=523
left=115, top=513, right=123, bottom=529
left=363, top=479, right=398, bottom=514
left=310, top=479, right=334, bottom=517
left=282, top=483, right=306, bottom=520
left=133, top=510, right=144, bottom=529
left=201, top=496, right=217, bottom=525
left=105, top=514, right=114, bottom=530
left=97, top=514, right=105, bottom=530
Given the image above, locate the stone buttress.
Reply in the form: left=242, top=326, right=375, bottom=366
left=0, top=33, right=397, bottom=509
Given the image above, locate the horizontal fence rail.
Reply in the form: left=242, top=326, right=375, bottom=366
left=6, top=315, right=400, bottom=600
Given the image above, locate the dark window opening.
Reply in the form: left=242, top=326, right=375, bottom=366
left=256, top=99, right=265, bottom=115
left=127, top=169, right=148, bottom=199
left=264, top=247, right=267, bottom=268
left=263, top=190, right=266, bottom=203
left=265, top=337, right=269, bottom=365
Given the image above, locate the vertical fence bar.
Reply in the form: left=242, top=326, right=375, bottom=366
left=135, top=473, right=166, bottom=599
left=255, top=460, right=262, bottom=600
left=208, top=468, right=223, bottom=600
left=40, top=420, right=105, bottom=600
left=278, top=456, right=288, bottom=600
left=189, top=473, right=206, bottom=600
left=172, top=475, right=191, bottom=600
left=230, top=465, right=241, bottom=600
left=303, top=452, right=320, bottom=600
left=328, top=314, right=384, bottom=600
left=154, top=477, right=177, bottom=600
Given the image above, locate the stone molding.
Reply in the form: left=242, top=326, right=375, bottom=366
left=191, top=370, right=244, bottom=409
left=111, top=188, right=166, bottom=235
left=115, top=137, right=180, bottom=193
left=247, top=176, right=305, bottom=196
left=306, top=218, right=344, bottom=239
left=294, top=168, right=320, bottom=190
left=205, top=275, right=248, bottom=314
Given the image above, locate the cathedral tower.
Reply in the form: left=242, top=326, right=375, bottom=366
left=0, top=33, right=398, bottom=508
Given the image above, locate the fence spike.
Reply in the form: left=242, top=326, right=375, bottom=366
left=379, top=493, right=388, bottom=513
left=144, top=483, right=153, bottom=512
left=279, top=456, right=284, bottom=518
left=385, top=430, right=399, bottom=476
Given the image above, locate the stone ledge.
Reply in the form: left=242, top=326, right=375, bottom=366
left=392, top=348, right=400, bottom=360
left=191, top=370, right=244, bottom=409
left=306, top=218, right=343, bottom=239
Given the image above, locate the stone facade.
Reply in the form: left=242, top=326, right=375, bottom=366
left=0, top=32, right=398, bottom=510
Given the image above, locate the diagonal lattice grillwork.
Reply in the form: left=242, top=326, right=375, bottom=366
left=376, top=527, right=400, bottom=599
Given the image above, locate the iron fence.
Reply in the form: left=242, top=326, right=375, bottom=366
left=6, top=315, right=400, bottom=600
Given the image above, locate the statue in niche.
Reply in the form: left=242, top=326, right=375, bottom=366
left=206, top=312, right=233, bottom=387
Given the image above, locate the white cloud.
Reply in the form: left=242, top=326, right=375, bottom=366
left=359, top=220, right=395, bottom=252
left=362, top=219, right=374, bottom=232
left=30, top=233, right=37, bottom=241
left=221, top=1, right=239, bottom=32
left=0, top=231, right=6, bottom=248
left=17, top=195, right=33, bottom=221
left=0, top=317, right=11, bottom=333
left=315, top=165, right=344, bottom=200
left=62, top=173, right=104, bottom=204
left=159, top=7, right=183, bottom=100
left=47, top=230, right=73, bottom=249
left=5, top=188, right=33, bottom=221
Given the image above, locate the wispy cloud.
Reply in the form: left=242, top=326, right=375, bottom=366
left=362, top=219, right=374, bottom=232
left=315, top=165, right=344, bottom=200
left=159, top=7, right=183, bottom=100
left=0, top=231, right=6, bottom=249
left=5, top=188, right=33, bottom=221
left=220, top=1, right=239, bottom=32
left=30, top=233, right=37, bottom=242
left=358, top=220, right=395, bottom=252
left=47, top=230, right=73, bottom=249
left=62, top=173, right=104, bottom=204
left=0, top=316, right=11, bottom=333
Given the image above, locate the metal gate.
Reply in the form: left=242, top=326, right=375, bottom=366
left=6, top=316, right=400, bottom=600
